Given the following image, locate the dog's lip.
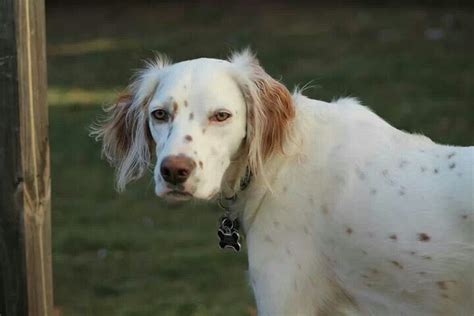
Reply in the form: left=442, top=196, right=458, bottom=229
left=165, top=190, right=193, bottom=199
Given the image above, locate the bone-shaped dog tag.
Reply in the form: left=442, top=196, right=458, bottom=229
left=217, top=216, right=241, bottom=252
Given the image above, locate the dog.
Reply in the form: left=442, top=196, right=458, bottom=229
left=92, top=50, right=473, bottom=315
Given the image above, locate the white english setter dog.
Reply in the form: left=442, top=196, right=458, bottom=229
left=93, top=50, right=473, bottom=315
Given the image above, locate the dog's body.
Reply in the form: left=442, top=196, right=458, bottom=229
left=239, top=95, right=473, bottom=315
left=93, top=51, right=473, bottom=315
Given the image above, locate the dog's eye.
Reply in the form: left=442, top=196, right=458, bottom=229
left=151, top=109, right=169, bottom=122
left=211, top=111, right=232, bottom=122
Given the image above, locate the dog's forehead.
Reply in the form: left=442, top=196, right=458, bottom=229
left=152, top=58, right=243, bottom=109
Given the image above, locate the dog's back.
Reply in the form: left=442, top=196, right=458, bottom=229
left=243, top=95, right=473, bottom=315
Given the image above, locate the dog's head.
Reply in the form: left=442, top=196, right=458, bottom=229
left=92, top=50, right=294, bottom=201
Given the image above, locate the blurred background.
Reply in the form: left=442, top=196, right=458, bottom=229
left=46, top=1, right=473, bottom=315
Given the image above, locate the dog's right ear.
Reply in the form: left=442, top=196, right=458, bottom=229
left=91, top=54, right=171, bottom=191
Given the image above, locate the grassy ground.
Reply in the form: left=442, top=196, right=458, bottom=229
left=47, top=3, right=473, bottom=315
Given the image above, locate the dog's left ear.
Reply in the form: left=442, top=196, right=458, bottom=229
left=229, top=49, right=295, bottom=179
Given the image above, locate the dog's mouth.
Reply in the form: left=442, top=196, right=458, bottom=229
left=164, top=190, right=193, bottom=201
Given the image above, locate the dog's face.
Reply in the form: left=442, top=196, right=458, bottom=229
left=93, top=50, right=294, bottom=201
left=148, top=59, right=247, bottom=200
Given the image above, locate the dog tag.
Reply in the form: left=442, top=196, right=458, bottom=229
left=217, top=216, right=241, bottom=252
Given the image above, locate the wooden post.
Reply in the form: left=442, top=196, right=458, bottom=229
left=0, top=0, right=53, bottom=315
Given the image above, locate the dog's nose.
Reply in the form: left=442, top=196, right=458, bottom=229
left=160, top=155, right=196, bottom=185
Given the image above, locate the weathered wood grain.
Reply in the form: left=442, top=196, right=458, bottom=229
left=0, top=0, right=53, bottom=315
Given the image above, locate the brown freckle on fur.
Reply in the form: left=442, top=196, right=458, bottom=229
left=282, top=186, right=288, bottom=193
left=366, top=283, right=372, bottom=287
left=264, top=235, right=273, bottom=243
left=193, top=150, right=197, bottom=155
left=391, top=261, right=404, bottom=269
left=437, top=281, right=447, bottom=290
left=382, top=169, right=389, bottom=177
left=370, top=268, right=379, bottom=274
left=433, top=168, right=439, bottom=174
left=399, top=160, right=408, bottom=168
left=321, top=204, right=329, bottom=214
left=184, top=100, right=188, bottom=106
left=346, top=228, right=353, bottom=235
left=172, top=102, right=178, bottom=114
left=199, top=161, right=203, bottom=169
left=389, top=234, right=397, bottom=241
left=184, top=135, right=192, bottom=142
left=448, top=162, right=456, bottom=169
left=399, top=190, right=405, bottom=196
left=362, top=250, right=368, bottom=255
left=422, top=256, right=432, bottom=260
left=418, top=233, right=430, bottom=242
left=462, top=215, right=468, bottom=219
left=356, top=168, right=366, bottom=180
left=189, top=113, right=194, bottom=120
left=418, top=271, right=427, bottom=275
left=441, top=293, right=449, bottom=299
left=410, top=251, right=416, bottom=255
left=361, top=274, right=369, bottom=279
left=447, top=152, right=456, bottom=159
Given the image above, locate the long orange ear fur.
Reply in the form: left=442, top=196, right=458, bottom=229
left=229, top=49, right=295, bottom=184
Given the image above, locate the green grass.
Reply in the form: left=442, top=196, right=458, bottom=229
left=47, top=3, right=473, bottom=315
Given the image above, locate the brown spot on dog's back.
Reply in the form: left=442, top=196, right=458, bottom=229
left=418, top=233, right=430, bottom=242
left=184, top=100, right=188, bottom=107
left=321, top=204, right=329, bottom=215
left=199, top=161, right=203, bottom=169
left=448, top=162, right=456, bottom=169
left=389, top=234, right=397, bottom=241
left=346, top=227, right=353, bottom=235
left=370, top=268, right=379, bottom=274
left=391, top=260, right=404, bottom=269
left=189, top=113, right=194, bottom=120
left=447, top=152, right=456, bottom=159
left=437, top=281, right=447, bottom=290
left=184, top=135, right=192, bottom=142
left=172, top=101, right=178, bottom=115
left=433, top=168, right=439, bottom=174
left=422, top=256, right=432, bottom=260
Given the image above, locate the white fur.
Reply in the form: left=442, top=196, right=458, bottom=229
left=98, top=51, right=474, bottom=315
